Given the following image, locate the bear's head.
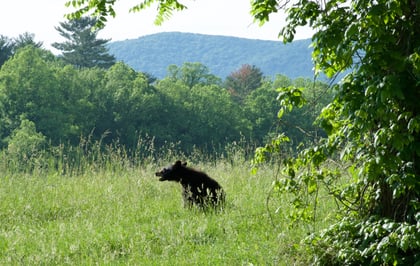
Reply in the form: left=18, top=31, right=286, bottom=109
left=155, top=160, right=187, bottom=182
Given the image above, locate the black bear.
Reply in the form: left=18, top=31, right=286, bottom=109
left=155, top=160, right=225, bottom=209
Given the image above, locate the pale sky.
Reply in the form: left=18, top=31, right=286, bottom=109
left=0, top=0, right=313, bottom=52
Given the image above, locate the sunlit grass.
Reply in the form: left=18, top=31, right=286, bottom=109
left=0, top=143, right=336, bottom=264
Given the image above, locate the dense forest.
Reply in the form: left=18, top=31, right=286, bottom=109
left=0, top=43, right=331, bottom=170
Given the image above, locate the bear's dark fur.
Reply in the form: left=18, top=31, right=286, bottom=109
left=155, top=160, right=225, bottom=208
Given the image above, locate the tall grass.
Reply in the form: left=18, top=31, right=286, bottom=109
left=0, top=139, right=335, bottom=264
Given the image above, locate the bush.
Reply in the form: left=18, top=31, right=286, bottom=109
left=307, top=215, right=420, bottom=265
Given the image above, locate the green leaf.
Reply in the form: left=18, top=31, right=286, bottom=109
left=344, top=22, right=358, bottom=40
left=277, top=108, right=285, bottom=118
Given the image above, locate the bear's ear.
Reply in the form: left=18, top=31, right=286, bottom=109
left=175, top=160, right=182, bottom=166
left=182, top=162, right=187, bottom=166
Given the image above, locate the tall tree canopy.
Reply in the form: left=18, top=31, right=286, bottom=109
left=0, top=33, right=43, bottom=68
left=167, top=62, right=221, bottom=89
left=0, top=46, right=69, bottom=146
left=12, top=32, right=43, bottom=51
left=52, top=16, right=115, bottom=69
left=225, top=64, right=263, bottom=103
left=0, top=35, right=13, bottom=67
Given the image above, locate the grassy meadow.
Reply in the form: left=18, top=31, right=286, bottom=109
left=0, top=144, right=336, bottom=265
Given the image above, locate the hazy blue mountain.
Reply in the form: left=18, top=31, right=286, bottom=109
left=108, top=32, right=315, bottom=79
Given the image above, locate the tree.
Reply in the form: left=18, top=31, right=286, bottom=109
left=0, top=46, right=68, bottom=146
left=244, top=75, right=331, bottom=147
left=157, top=74, right=249, bottom=152
left=243, top=80, right=279, bottom=142
left=102, top=62, right=162, bottom=146
left=52, top=16, right=115, bottom=68
left=225, top=64, right=263, bottom=103
left=12, top=32, right=43, bottom=51
left=167, top=62, right=221, bottom=89
left=0, top=33, right=43, bottom=68
left=252, top=0, right=420, bottom=264
left=6, top=118, right=46, bottom=171
left=0, top=35, right=13, bottom=67
left=54, top=65, right=101, bottom=144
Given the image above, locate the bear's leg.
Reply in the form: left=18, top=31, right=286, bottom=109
left=182, top=187, right=195, bottom=208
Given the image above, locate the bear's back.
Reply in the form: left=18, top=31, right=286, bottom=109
left=178, top=167, right=221, bottom=189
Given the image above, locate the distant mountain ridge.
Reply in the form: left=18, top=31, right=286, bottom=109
left=107, top=32, right=315, bottom=79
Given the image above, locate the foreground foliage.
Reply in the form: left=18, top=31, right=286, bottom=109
left=253, top=0, right=420, bottom=264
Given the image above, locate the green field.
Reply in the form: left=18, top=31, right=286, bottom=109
left=0, top=156, right=334, bottom=265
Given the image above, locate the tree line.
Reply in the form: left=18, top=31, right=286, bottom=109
left=0, top=44, right=330, bottom=159
left=0, top=16, right=331, bottom=161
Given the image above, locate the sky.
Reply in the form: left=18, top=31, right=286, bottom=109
left=0, top=0, right=313, bottom=53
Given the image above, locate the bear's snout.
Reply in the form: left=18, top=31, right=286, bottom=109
left=155, top=171, right=166, bottom=181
